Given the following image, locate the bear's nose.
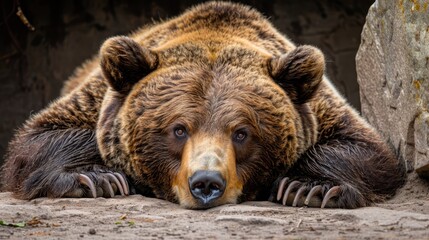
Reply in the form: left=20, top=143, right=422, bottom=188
left=188, top=170, right=225, bottom=205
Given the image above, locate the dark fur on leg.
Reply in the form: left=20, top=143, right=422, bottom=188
left=282, top=139, right=406, bottom=208
left=1, top=128, right=105, bottom=199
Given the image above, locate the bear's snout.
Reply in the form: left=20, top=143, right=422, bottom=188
left=188, top=170, right=225, bottom=205
left=172, top=133, right=243, bottom=209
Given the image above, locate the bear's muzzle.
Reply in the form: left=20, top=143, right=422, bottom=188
left=172, top=132, right=243, bottom=209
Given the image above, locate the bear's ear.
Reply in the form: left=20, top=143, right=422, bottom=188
left=100, top=36, right=158, bottom=94
left=269, top=45, right=325, bottom=104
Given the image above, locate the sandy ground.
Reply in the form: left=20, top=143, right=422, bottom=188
left=0, top=174, right=428, bottom=239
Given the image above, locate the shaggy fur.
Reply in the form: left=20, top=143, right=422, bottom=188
left=1, top=2, right=405, bottom=209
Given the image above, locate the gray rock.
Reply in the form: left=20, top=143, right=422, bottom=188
left=356, top=0, right=429, bottom=178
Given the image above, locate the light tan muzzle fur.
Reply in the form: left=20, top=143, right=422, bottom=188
left=172, top=132, right=243, bottom=209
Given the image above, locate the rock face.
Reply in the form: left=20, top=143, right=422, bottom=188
left=356, top=0, right=429, bottom=177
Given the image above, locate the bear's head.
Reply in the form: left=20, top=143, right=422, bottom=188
left=97, top=36, right=324, bottom=209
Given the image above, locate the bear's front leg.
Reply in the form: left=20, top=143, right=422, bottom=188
left=271, top=139, right=406, bottom=209
left=1, top=128, right=129, bottom=199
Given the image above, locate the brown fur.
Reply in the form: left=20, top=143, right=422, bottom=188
left=1, top=2, right=405, bottom=208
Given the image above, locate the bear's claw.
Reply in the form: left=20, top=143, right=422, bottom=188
left=113, top=172, right=130, bottom=195
left=282, top=180, right=301, bottom=205
left=78, top=174, right=97, bottom=197
left=275, top=177, right=341, bottom=208
left=77, top=172, right=129, bottom=198
left=304, top=185, right=322, bottom=206
left=104, top=173, right=125, bottom=196
left=321, top=186, right=341, bottom=208
left=101, top=178, right=115, bottom=197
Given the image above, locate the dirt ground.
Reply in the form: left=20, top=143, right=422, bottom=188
left=0, top=174, right=428, bottom=239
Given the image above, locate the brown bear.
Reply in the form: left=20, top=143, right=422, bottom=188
left=1, top=1, right=405, bottom=209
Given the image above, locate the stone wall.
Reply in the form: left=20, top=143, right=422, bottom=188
left=356, top=0, right=429, bottom=177
left=0, top=0, right=373, bottom=167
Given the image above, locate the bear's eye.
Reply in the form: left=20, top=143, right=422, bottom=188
left=174, top=125, right=187, bottom=139
left=233, top=129, right=248, bottom=143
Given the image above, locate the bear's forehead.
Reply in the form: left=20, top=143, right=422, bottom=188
left=137, top=58, right=281, bottom=103
left=123, top=41, right=290, bottom=132
left=130, top=39, right=288, bottom=109
left=126, top=54, right=289, bottom=133
left=156, top=41, right=270, bottom=70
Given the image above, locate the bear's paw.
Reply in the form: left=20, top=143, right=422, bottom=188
left=272, top=177, right=366, bottom=209
left=71, top=171, right=130, bottom=198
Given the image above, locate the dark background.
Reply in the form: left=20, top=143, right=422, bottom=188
left=0, top=0, right=374, bottom=167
